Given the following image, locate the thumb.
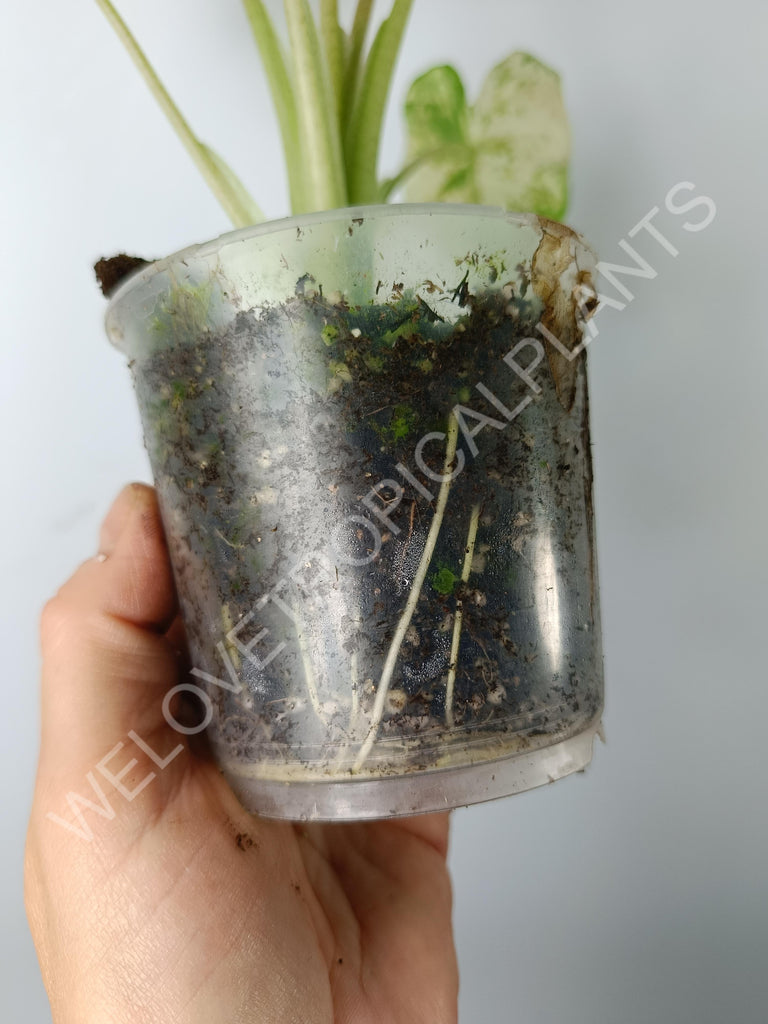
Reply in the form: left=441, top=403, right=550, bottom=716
left=37, top=484, right=190, bottom=804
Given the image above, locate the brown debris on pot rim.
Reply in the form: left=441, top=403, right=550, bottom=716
left=531, top=222, right=597, bottom=412
left=94, top=254, right=151, bottom=298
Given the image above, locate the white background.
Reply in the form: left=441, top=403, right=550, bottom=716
left=2, top=1, right=767, bottom=1020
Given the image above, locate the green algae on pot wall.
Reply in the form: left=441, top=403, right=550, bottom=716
left=105, top=204, right=603, bottom=820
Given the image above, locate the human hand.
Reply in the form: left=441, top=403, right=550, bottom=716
left=25, top=484, right=458, bottom=1023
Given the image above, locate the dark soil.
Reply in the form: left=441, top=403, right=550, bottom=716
left=129, top=273, right=602, bottom=771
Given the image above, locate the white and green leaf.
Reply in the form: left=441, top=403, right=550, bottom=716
left=402, top=52, right=570, bottom=219
left=95, top=1, right=571, bottom=225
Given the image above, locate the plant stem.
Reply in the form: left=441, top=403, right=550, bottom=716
left=345, top=0, right=413, bottom=203
left=94, top=0, right=263, bottom=228
left=353, top=414, right=460, bottom=770
left=220, top=603, right=242, bottom=673
left=283, top=0, right=347, bottom=211
left=320, top=0, right=345, bottom=126
left=342, top=0, right=373, bottom=119
left=380, top=143, right=471, bottom=200
left=241, top=0, right=306, bottom=213
left=445, top=503, right=481, bottom=726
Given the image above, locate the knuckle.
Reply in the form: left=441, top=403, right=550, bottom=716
left=39, top=591, right=92, bottom=652
left=39, top=594, right=68, bottom=645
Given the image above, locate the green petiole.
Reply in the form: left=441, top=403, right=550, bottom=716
left=94, top=0, right=263, bottom=228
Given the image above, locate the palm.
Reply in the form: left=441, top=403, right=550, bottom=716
left=294, top=815, right=456, bottom=1021
left=49, top=757, right=456, bottom=1023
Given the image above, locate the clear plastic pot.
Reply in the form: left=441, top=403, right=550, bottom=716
left=105, top=204, right=604, bottom=820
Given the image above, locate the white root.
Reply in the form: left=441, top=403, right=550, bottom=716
left=353, top=414, right=460, bottom=770
left=445, top=502, right=481, bottom=726
left=289, top=598, right=328, bottom=723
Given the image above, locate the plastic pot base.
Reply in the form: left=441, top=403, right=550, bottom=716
left=222, top=718, right=602, bottom=821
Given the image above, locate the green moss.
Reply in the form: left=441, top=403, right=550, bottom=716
left=431, top=565, right=458, bottom=596
left=364, top=352, right=385, bottom=373
left=381, top=318, right=419, bottom=347
left=390, top=404, right=416, bottom=439
left=327, top=359, right=353, bottom=394
left=226, top=504, right=261, bottom=547
left=171, top=379, right=188, bottom=409
left=321, top=323, right=339, bottom=346
left=151, top=279, right=214, bottom=345
left=374, top=402, right=418, bottom=444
